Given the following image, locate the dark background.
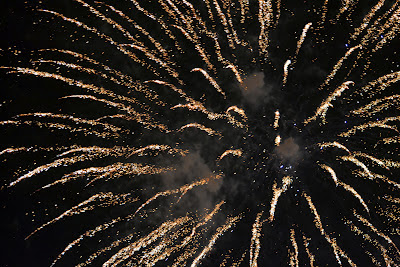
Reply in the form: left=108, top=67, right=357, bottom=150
left=0, top=0, right=399, bottom=266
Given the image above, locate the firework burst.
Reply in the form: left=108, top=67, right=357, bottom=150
left=1, top=0, right=400, bottom=266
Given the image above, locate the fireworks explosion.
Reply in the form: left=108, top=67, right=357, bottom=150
left=1, top=0, right=400, bottom=266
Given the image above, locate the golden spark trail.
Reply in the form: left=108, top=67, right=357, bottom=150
left=294, top=23, right=312, bottom=61
left=134, top=174, right=222, bottom=216
left=98, top=2, right=172, bottom=61
left=38, top=9, right=164, bottom=78
left=305, top=81, right=354, bottom=125
left=339, top=119, right=399, bottom=137
left=37, top=49, right=158, bottom=100
left=212, top=0, right=237, bottom=49
left=218, top=149, right=243, bottom=161
left=319, top=141, right=351, bottom=154
left=190, top=216, right=241, bottom=267
left=355, top=71, right=400, bottom=97
left=303, top=193, right=357, bottom=266
left=249, top=211, right=264, bottom=267
left=179, top=123, right=222, bottom=137
left=274, top=110, right=280, bottom=129
left=275, top=135, right=281, bottom=146
left=2, top=67, right=168, bottom=131
left=302, top=235, right=316, bottom=267
left=351, top=95, right=400, bottom=117
left=269, top=176, right=292, bottom=222
left=191, top=68, right=226, bottom=97
left=319, top=46, right=361, bottom=90
left=282, top=60, right=291, bottom=86
left=26, top=192, right=136, bottom=239
left=103, top=217, right=190, bottom=266
left=350, top=0, right=386, bottom=40
left=354, top=211, right=400, bottom=255
left=289, top=229, right=299, bottom=267
left=258, top=0, right=274, bottom=56
left=40, top=163, right=169, bottom=190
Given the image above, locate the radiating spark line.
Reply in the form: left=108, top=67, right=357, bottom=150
left=103, top=216, right=190, bottom=266
left=305, top=81, right=354, bottom=125
left=320, top=0, right=329, bottom=24
left=319, top=164, right=339, bottom=185
left=275, top=135, right=281, bottom=146
left=212, top=0, right=236, bottom=49
left=179, top=123, right=222, bottom=137
left=38, top=49, right=158, bottom=100
left=351, top=0, right=386, bottom=40
left=249, top=211, right=264, bottom=267
left=40, top=163, right=169, bottom=191
left=26, top=192, right=136, bottom=240
left=303, top=192, right=357, bottom=266
left=226, top=64, right=244, bottom=85
left=339, top=119, right=399, bottom=137
left=258, top=0, right=274, bottom=56
left=39, top=9, right=163, bottom=78
left=269, top=176, right=292, bottom=222
left=341, top=155, right=374, bottom=178
left=302, top=235, right=315, bottom=267
left=295, top=23, right=312, bottom=59
left=333, top=0, right=360, bottom=23
left=134, top=174, right=222, bottom=217
left=354, top=211, right=400, bottom=255
left=129, top=0, right=183, bottom=53
left=319, top=46, right=361, bottom=90
left=218, top=149, right=243, bottom=161
left=191, top=68, right=226, bottom=97
left=355, top=71, right=400, bottom=97
left=346, top=219, right=394, bottom=266
left=320, top=164, right=369, bottom=213
left=282, top=59, right=291, bottom=86
left=352, top=152, right=391, bottom=170
left=2, top=67, right=168, bottom=131
left=190, top=215, right=241, bottom=267
left=289, top=228, right=299, bottom=267
left=351, top=94, right=400, bottom=117
left=319, top=141, right=352, bottom=154
left=97, top=2, right=171, bottom=61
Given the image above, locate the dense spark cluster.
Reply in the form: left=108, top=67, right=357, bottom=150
left=1, top=0, right=399, bottom=266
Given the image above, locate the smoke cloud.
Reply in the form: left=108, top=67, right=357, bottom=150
left=274, top=137, right=301, bottom=162
left=240, top=72, right=273, bottom=107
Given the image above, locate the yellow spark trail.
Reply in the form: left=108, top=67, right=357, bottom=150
left=218, top=149, right=243, bottom=161
left=190, top=215, right=241, bottom=267
left=134, top=174, right=222, bottom=217
left=305, top=81, right=354, bottom=125
left=289, top=228, right=299, bottom=267
left=351, top=0, right=386, bottom=40
left=319, top=141, right=351, bottom=154
left=26, top=192, right=136, bottom=239
left=258, top=0, right=274, bottom=56
left=179, top=123, right=222, bottom=137
left=303, top=193, right=357, bottom=266
left=320, top=46, right=361, bottom=90
left=250, top=211, right=264, bottom=267
left=339, top=118, right=399, bottom=137
left=268, top=176, right=292, bottom=222
left=297, top=23, right=312, bottom=55
left=282, top=60, right=291, bottom=86
left=320, top=164, right=369, bottom=213
left=302, top=235, right=316, bottom=267
left=191, top=68, right=226, bottom=97
left=103, top=217, right=190, bottom=266
left=274, top=110, right=280, bottom=129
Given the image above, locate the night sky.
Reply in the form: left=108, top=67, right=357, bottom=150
left=1, top=0, right=399, bottom=266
